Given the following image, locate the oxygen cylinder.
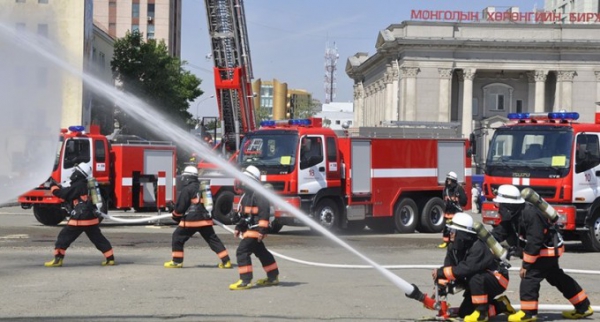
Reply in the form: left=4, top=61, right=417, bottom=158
left=87, top=177, right=103, bottom=212
left=200, top=180, right=213, bottom=213
left=472, top=221, right=508, bottom=263
left=520, top=187, right=559, bottom=223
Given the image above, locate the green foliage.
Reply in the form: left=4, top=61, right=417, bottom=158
left=111, top=31, right=203, bottom=141
left=254, top=106, right=271, bottom=127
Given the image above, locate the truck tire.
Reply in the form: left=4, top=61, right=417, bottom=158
left=212, top=190, right=236, bottom=225
left=419, top=197, right=446, bottom=233
left=394, top=198, right=418, bottom=234
left=582, top=211, right=600, bottom=252
left=33, top=205, right=67, bottom=226
left=313, top=199, right=339, bottom=231
left=269, top=218, right=283, bottom=234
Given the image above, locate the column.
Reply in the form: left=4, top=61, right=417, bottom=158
left=596, top=71, right=600, bottom=110
left=384, top=66, right=394, bottom=122
left=557, top=70, right=577, bottom=111
left=391, top=60, right=400, bottom=121
left=398, top=68, right=406, bottom=120
left=526, top=72, right=535, bottom=112
left=534, top=70, right=547, bottom=113
left=461, top=68, right=476, bottom=138
left=353, top=82, right=364, bottom=126
left=438, top=68, right=453, bottom=122
left=402, top=67, right=420, bottom=121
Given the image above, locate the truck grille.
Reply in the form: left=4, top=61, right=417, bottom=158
left=270, top=181, right=286, bottom=191
left=490, top=185, right=556, bottom=199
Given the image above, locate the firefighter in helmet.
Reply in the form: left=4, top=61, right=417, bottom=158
left=45, top=162, right=115, bottom=267
left=491, top=185, right=593, bottom=321
left=433, top=212, right=515, bottom=321
left=164, top=166, right=232, bottom=269
left=229, top=165, right=279, bottom=290
left=439, top=171, right=468, bottom=248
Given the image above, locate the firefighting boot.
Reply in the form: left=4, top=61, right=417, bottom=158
left=496, top=295, right=516, bottom=315
left=218, top=260, right=232, bottom=269
left=164, top=260, right=183, bottom=268
left=562, top=306, right=593, bottom=319
left=101, top=259, right=116, bottom=266
left=464, top=309, right=488, bottom=322
left=256, top=276, right=279, bottom=286
left=437, top=242, right=448, bottom=248
left=229, top=279, right=252, bottom=290
left=44, top=257, right=63, bottom=267
left=508, top=310, right=537, bottom=322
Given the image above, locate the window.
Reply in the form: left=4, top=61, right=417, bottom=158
left=326, top=137, right=337, bottom=162
left=483, top=83, right=513, bottom=112
left=516, top=100, right=523, bottom=113
left=147, top=24, right=155, bottom=40
left=132, top=3, right=140, bottom=18
left=63, top=139, right=91, bottom=169
left=132, top=24, right=139, bottom=33
left=37, top=24, right=48, bottom=38
left=95, top=140, right=106, bottom=163
left=147, top=3, right=155, bottom=18
left=335, top=120, right=340, bottom=125
left=576, top=134, right=600, bottom=173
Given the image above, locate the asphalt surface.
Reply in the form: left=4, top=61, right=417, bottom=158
left=0, top=207, right=598, bottom=321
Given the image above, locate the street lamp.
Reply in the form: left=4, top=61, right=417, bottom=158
left=195, top=95, right=215, bottom=119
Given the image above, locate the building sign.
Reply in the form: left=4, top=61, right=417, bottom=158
left=411, top=10, right=600, bottom=23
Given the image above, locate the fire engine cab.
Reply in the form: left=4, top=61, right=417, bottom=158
left=480, top=111, right=600, bottom=251
left=236, top=118, right=472, bottom=233
left=19, top=125, right=177, bottom=226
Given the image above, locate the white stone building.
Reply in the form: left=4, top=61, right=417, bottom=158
left=347, top=21, right=600, bottom=161
left=315, top=102, right=354, bottom=130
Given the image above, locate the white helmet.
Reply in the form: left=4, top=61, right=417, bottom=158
left=75, top=162, right=92, bottom=178
left=182, top=166, right=198, bottom=176
left=493, top=184, right=524, bottom=204
left=446, top=171, right=458, bottom=181
left=243, top=165, right=261, bottom=181
left=447, top=212, right=476, bottom=234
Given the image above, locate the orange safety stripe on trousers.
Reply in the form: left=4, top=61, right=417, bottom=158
left=217, top=250, right=228, bottom=259
left=53, top=248, right=66, bottom=256
left=493, top=271, right=509, bottom=289
left=444, top=213, right=454, bottom=219
left=243, top=206, right=259, bottom=214
left=258, top=219, right=269, bottom=228
left=179, top=220, right=213, bottom=228
left=520, top=300, right=538, bottom=311
left=238, top=265, right=253, bottom=274
left=568, top=290, right=588, bottom=305
left=443, top=267, right=455, bottom=281
left=103, top=249, right=114, bottom=258
left=242, top=230, right=262, bottom=239
left=471, top=294, right=488, bottom=304
left=68, top=218, right=100, bottom=226
left=263, top=262, right=278, bottom=273
left=172, top=251, right=184, bottom=258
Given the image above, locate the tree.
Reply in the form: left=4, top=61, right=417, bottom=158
left=111, top=31, right=203, bottom=141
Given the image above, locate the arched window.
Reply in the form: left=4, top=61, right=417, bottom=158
left=483, top=83, right=514, bottom=112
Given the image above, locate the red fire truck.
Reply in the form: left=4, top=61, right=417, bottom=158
left=480, top=111, right=600, bottom=251
left=18, top=125, right=177, bottom=226
left=236, top=118, right=472, bottom=233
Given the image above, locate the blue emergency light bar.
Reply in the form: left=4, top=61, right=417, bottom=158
left=68, top=125, right=86, bottom=132
left=507, top=112, right=579, bottom=121
left=259, top=119, right=312, bottom=127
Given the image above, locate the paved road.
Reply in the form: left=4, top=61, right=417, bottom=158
left=0, top=207, right=599, bottom=321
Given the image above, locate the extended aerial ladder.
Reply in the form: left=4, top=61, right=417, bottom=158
left=204, top=0, right=256, bottom=151
left=197, top=0, right=256, bottom=224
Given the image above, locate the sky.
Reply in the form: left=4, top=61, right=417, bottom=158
left=181, top=0, right=540, bottom=118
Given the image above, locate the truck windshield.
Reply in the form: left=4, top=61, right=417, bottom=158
left=62, top=138, right=91, bottom=169
left=53, top=136, right=64, bottom=171
left=238, top=131, right=299, bottom=174
left=486, top=126, right=573, bottom=178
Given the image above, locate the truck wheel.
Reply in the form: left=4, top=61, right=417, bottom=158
left=33, top=205, right=67, bottom=226
left=394, top=198, right=418, bottom=234
left=314, top=199, right=339, bottom=231
left=582, top=212, right=600, bottom=252
left=269, top=218, right=283, bottom=234
left=212, top=191, right=235, bottom=225
left=419, top=197, right=446, bottom=233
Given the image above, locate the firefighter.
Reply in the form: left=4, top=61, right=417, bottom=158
left=164, top=166, right=231, bottom=269
left=491, top=184, right=593, bottom=321
left=438, top=171, right=468, bottom=248
left=229, top=165, right=279, bottom=290
left=44, top=162, right=115, bottom=267
left=433, top=212, right=515, bottom=322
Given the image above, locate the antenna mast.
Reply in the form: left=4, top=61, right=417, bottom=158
left=324, top=41, right=339, bottom=104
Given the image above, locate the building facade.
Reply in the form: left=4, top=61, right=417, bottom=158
left=252, top=79, right=312, bottom=121
left=346, top=21, right=600, bottom=172
left=315, top=102, right=354, bottom=130
left=91, top=23, right=116, bottom=134
left=545, top=0, right=600, bottom=22
left=93, top=0, right=181, bottom=56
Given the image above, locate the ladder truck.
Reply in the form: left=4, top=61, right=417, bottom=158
left=197, top=0, right=257, bottom=224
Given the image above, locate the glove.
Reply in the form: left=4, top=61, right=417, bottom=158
left=171, top=215, right=181, bottom=223
left=165, top=200, right=175, bottom=213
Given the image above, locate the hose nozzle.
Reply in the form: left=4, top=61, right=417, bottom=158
left=406, top=284, right=437, bottom=310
